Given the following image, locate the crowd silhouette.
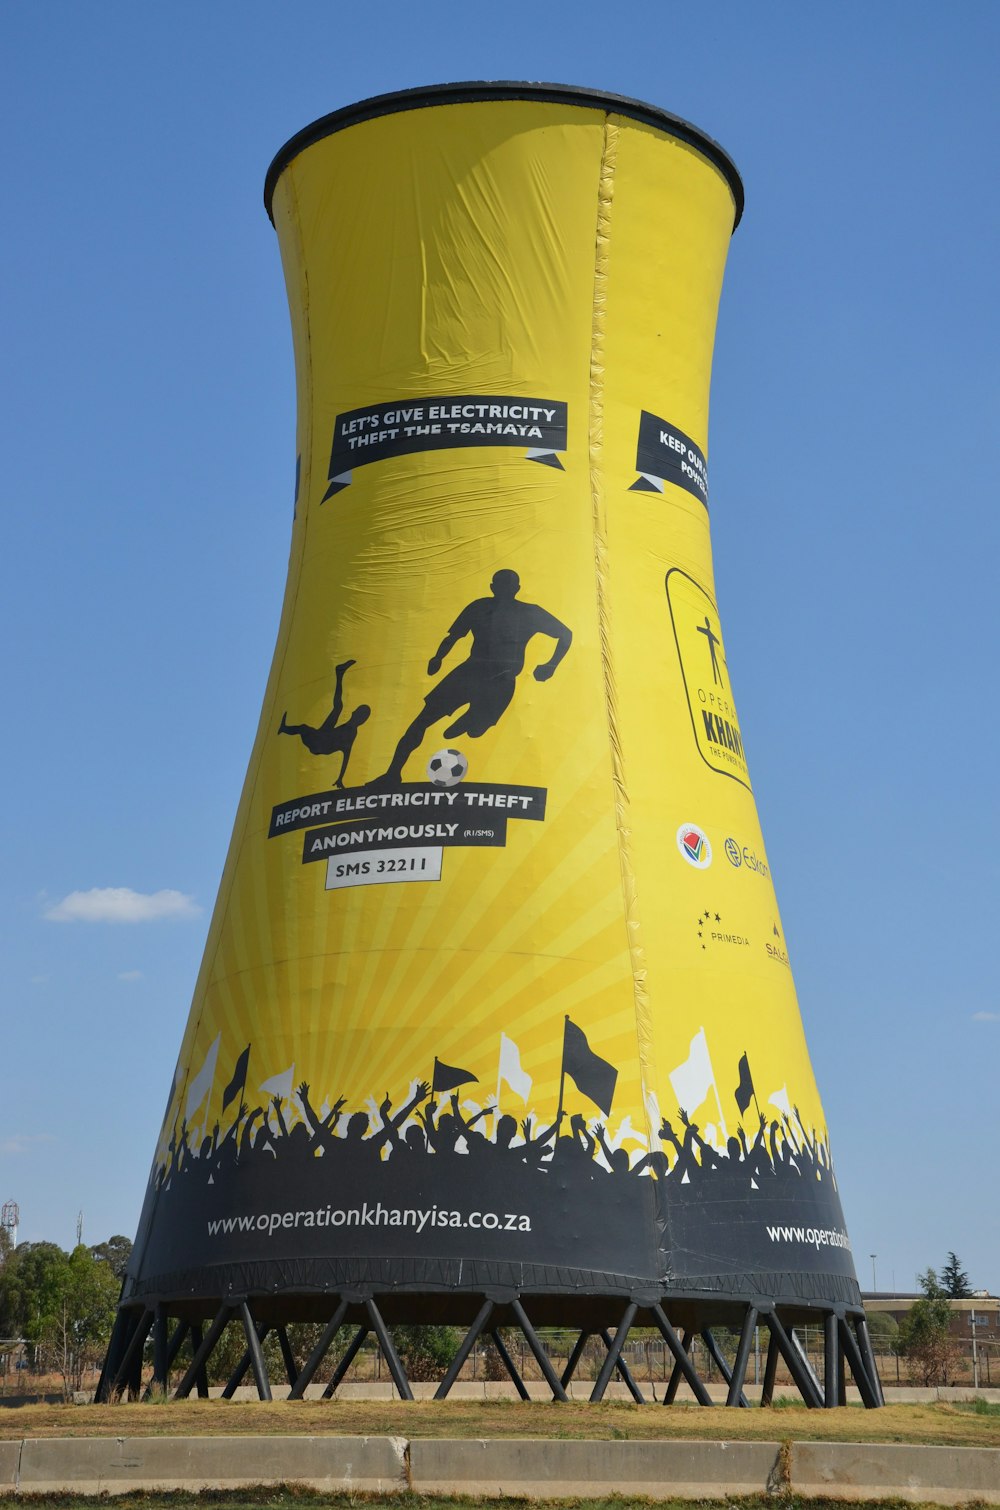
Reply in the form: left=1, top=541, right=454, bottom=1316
left=153, top=1050, right=836, bottom=1206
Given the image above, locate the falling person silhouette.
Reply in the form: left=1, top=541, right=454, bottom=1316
left=278, top=659, right=371, bottom=789
left=382, top=570, right=572, bottom=781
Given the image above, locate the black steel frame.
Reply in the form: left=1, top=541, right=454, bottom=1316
left=97, top=1292, right=882, bottom=1408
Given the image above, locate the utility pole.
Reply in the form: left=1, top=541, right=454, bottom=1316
left=970, top=1310, right=980, bottom=1391
left=0, top=1201, right=17, bottom=1250
left=870, top=1253, right=877, bottom=1293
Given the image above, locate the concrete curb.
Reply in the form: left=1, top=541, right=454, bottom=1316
left=790, top=1440, right=1000, bottom=1505
left=0, top=1434, right=998, bottom=1501
left=409, top=1437, right=783, bottom=1497
left=13, top=1437, right=407, bottom=1495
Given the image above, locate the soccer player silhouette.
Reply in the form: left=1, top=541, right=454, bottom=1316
left=382, top=569, right=572, bottom=781
left=278, top=660, right=371, bottom=789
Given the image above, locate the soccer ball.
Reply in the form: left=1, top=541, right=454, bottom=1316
left=427, top=748, right=468, bottom=787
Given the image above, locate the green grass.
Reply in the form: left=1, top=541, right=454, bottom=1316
left=959, top=1395, right=1000, bottom=1417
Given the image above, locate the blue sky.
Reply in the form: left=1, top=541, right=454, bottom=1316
left=3, top=2, right=998, bottom=1298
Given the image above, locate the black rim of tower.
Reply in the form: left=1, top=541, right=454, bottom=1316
left=263, top=81, right=744, bottom=229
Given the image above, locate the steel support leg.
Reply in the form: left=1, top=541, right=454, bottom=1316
left=148, top=1303, right=169, bottom=1396
left=511, top=1298, right=568, bottom=1401
left=791, top=1326, right=824, bottom=1404
left=174, top=1306, right=232, bottom=1399
left=591, top=1305, right=640, bottom=1402
left=238, top=1301, right=272, bottom=1401
left=767, top=1312, right=823, bottom=1408
left=760, top=1325, right=780, bottom=1406
left=110, top=1309, right=153, bottom=1400
left=727, top=1306, right=758, bottom=1407
left=322, top=1323, right=368, bottom=1399
left=560, top=1331, right=590, bottom=1389
left=365, top=1298, right=412, bottom=1401
left=187, top=1324, right=210, bottom=1398
left=276, top=1326, right=298, bottom=1388
left=598, top=1326, right=645, bottom=1403
left=824, top=1311, right=841, bottom=1407
left=855, top=1315, right=885, bottom=1406
left=490, top=1329, right=530, bottom=1400
left=653, top=1308, right=712, bottom=1406
left=700, top=1328, right=749, bottom=1407
left=289, top=1299, right=349, bottom=1400
left=839, top=1316, right=880, bottom=1409
left=96, top=1309, right=134, bottom=1402
left=222, top=1325, right=271, bottom=1400
left=664, top=1327, right=694, bottom=1404
left=434, top=1299, right=493, bottom=1400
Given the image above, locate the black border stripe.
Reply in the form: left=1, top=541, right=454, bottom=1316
left=263, top=81, right=744, bottom=229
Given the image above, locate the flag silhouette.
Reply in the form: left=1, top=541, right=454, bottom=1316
left=432, top=1057, right=477, bottom=1095
left=668, top=1028, right=715, bottom=1114
left=562, top=1017, right=617, bottom=1115
left=734, top=1052, right=755, bottom=1115
left=259, top=1064, right=295, bottom=1102
left=185, top=1034, right=221, bottom=1122
left=498, top=1033, right=532, bottom=1101
left=769, top=1084, right=792, bottom=1118
left=222, top=1044, right=250, bottom=1111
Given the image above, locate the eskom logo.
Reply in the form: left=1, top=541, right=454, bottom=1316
left=677, top=823, right=712, bottom=869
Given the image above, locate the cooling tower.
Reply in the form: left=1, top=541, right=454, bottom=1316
left=101, top=84, right=881, bottom=1408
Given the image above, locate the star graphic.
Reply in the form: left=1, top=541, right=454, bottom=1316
left=714, top=913, right=721, bottom=922
left=703, top=910, right=711, bottom=921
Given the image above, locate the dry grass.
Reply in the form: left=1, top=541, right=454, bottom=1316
left=0, top=1398, right=998, bottom=1447
left=0, top=1496, right=966, bottom=1510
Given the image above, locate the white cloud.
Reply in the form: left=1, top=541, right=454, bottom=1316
left=118, top=969, right=144, bottom=982
left=45, top=888, right=201, bottom=924
left=972, top=1011, right=1000, bottom=1023
left=0, top=1133, right=55, bottom=1156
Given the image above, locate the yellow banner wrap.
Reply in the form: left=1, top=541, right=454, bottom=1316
left=125, top=86, right=858, bottom=1313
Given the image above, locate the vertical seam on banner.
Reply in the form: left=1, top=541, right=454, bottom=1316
left=587, top=119, right=659, bottom=1173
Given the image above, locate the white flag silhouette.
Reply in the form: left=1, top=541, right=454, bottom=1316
left=260, top=1064, right=295, bottom=1102
left=498, top=1033, right=532, bottom=1101
left=768, top=1085, right=792, bottom=1118
left=185, top=1034, right=220, bottom=1122
left=668, top=1028, right=714, bottom=1114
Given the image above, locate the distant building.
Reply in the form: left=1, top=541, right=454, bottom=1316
left=862, top=1292, right=1000, bottom=1343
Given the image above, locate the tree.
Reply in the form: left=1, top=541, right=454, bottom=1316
left=941, top=1252, right=972, bottom=1298
left=864, top=1310, right=899, bottom=1351
left=0, top=1242, right=70, bottom=1349
left=389, top=1325, right=460, bottom=1382
left=895, top=1268, right=957, bottom=1386
left=52, top=1246, right=120, bottom=1391
left=0, top=1240, right=120, bottom=1394
left=90, top=1235, right=132, bottom=1282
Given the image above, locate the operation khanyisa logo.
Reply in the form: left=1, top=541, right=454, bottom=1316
left=666, top=567, right=751, bottom=791
left=268, top=568, right=572, bottom=890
